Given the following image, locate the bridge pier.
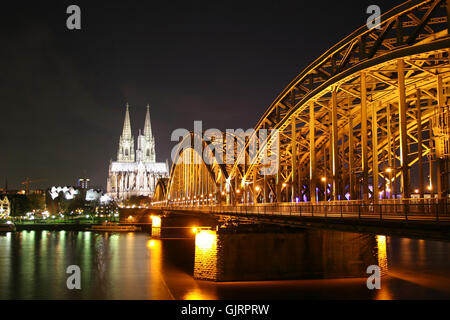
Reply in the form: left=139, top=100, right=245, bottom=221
left=193, top=228, right=383, bottom=281
left=151, top=215, right=161, bottom=238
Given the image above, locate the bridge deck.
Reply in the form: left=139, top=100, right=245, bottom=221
left=152, top=200, right=450, bottom=223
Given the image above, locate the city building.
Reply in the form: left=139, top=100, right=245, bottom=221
left=78, top=178, right=90, bottom=189
left=107, top=104, right=169, bottom=200
left=0, top=195, right=10, bottom=218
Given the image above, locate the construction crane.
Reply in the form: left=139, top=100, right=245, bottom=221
left=21, top=178, right=47, bottom=194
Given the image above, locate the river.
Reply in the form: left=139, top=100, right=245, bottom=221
left=0, top=229, right=449, bottom=299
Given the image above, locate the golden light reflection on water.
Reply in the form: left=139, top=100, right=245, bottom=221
left=183, top=288, right=216, bottom=300
left=375, top=235, right=392, bottom=300
left=3, top=230, right=450, bottom=299
left=147, top=239, right=156, bottom=248
left=375, top=284, right=393, bottom=300
left=146, top=237, right=175, bottom=299
left=418, top=239, right=425, bottom=267
left=377, top=235, right=388, bottom=274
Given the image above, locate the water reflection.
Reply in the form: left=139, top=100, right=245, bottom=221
left=147, top=238, right=172, bottom=299
left=0, top=230, right=449, bottom=299
left=193, top=229, right=382, bottom=281
left=183, top=287, right=216, bottom=300
left=377, top=235, right=388, bottom=274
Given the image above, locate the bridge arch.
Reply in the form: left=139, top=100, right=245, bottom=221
left=227, top=0, right=450, bottom=203
left=153, top=178, right=169, bottom=202
left=165, top=132, right=234, bottom=205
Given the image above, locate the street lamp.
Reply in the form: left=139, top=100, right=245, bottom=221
left=321, top=177, right=327, bottom=201
left=385, top=167, right=394, bottom=199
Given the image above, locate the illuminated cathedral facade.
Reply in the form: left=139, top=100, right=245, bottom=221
left=107, top=104, right=169, bottom=200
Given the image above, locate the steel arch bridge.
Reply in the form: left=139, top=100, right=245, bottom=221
left=155, top=0, right=450, bottom=211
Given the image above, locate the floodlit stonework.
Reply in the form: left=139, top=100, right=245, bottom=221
left=107, top=104, right=169, bottom=200
left=0, top=195, right=10, bottom=218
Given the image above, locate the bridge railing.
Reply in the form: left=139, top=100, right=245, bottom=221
left=151, top=198, right=450, bottom=222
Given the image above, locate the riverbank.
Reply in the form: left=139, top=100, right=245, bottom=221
left=15, top=223, right=93, bottom=231
left=9, top=216, right=122, bottom=232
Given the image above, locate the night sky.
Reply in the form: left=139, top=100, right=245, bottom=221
left=1, top=0, right=401, bottom=190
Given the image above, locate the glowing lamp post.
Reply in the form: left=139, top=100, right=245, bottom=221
left=321, top=177, right=327, bottom=201
left=385, top=167, right=393, bottom=199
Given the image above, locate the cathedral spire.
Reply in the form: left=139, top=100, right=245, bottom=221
left=121, top=103, right=132, bottom=139
left=117, top=103, right=135, bottom=163
left=144, top=104, right=152, bottom=138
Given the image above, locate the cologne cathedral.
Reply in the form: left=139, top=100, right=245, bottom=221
left=107, top=104, right=169, bottom=200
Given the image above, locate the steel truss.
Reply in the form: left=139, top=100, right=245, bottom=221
left=159, top=0, right=450, bottom=206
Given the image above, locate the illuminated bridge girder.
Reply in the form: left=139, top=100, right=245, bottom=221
left=165, top=132, right=232, bottom=205
left=228, top=0, right=450, bottom=204
left=156, top=0, right=450, bottom=206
